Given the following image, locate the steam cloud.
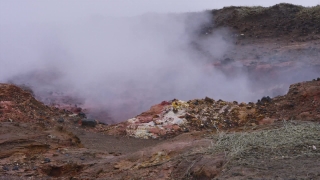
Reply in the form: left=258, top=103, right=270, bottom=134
left=1, top=1, right=319, bottom=123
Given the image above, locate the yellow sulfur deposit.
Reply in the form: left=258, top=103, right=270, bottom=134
left=172, top=100, right=189, bottom=111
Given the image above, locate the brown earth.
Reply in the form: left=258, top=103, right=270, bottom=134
left=1, top=3, right=320, bottom=180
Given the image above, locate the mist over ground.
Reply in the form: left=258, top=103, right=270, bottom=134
left=1, top=1, right=319, bottom=123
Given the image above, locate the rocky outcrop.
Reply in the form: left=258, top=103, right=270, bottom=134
left=105, top=78, right=320, bottom=139
left=262, top=78, right=320, bottom=121
left=0, top=84, right=65, bottom=123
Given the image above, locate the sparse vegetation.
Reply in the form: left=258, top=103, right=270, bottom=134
left=208, top=121, right=320, bottom=163
left=209, top=3, right=320, bottom=37
left=236, top=6, right=266, bottom=18
left=297, top=5, right=320, bottom=20
left=234, top=3, right=320, bottom=19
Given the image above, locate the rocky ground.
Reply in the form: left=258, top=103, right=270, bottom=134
left=1, top=3, right=320, bottom=180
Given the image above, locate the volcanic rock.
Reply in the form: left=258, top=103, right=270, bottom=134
left=81, top=119, right=97, bottom=127
left=57, top=117, right=65, bottom=123
left=12, top=166, right=19, bottom=171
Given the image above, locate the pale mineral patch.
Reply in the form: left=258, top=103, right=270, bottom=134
left=125, top=100, right=188, bottom=139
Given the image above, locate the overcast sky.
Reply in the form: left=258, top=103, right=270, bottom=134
left=1, top=0, right=319, bottom=23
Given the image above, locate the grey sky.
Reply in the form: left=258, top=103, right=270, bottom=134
left=1, top=0, right=319, bottom=23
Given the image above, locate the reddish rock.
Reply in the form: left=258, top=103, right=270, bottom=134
left=297, top=112, right=315, bottom=121
left=160, top=101, right=171, bottom=105
left=259, top=117, right=275, bottom=125
left=137, top=116, right=153, bottom=123
left=172, top=124, right=181, bottom=131
left=149, top=127, right=161, bottom=134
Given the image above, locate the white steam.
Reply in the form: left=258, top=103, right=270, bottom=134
left=1, top=1, right=319, bottom=123
left=0, top=11, right=255, bottom=122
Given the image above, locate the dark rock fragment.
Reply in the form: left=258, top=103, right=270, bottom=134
left=98, top=121, right=108, bottom=125
left=57, top=117, right=64, bottom=123
left=257, top=99, right=261, bottom=105
left=261, top=96, right=272, bottom=103
left=288, top=103, right=295, bottom=108
left=204, top=97, right=214, bottom=103
left=221, top=58, right=234, bottom=65
left=2, top=166, right=9, bottom=171
left=78, top=112, right=86, bottom=118
left=44, top=158, right=51, bottom=163
left=81, top=119, right=97, bottom=127
left=12, top=166, right=19, bottom=171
